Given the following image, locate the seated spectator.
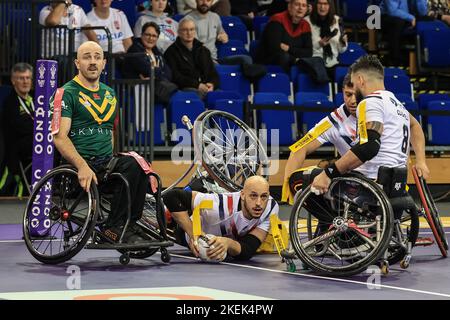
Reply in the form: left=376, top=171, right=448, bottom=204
left=177, top=0, right=231, bottom=16
left=87, top=0, right=133, bottom=54
left=39, top=0, right=98, bottom=56
left=380, top=0, right=428, bottom=66
left=124, top=22, right=178, bottom=104
left=134, top=0, right=179, bottom=53
left=427, top=0, right=450, bottom=25
left=164, top=18, right=220, bottom=98
left=230, top=0, right=259, bottom=30
left=1, top=63, right=34, bottom=186
left=305, top=0, right=347, bottom=79
left=186, top=0, right=253, bottom=65
left=255, top=0, right=312, bottom=72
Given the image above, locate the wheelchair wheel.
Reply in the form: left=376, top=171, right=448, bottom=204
left=386, top=208, right=419, bottom=266
left=23, top=167, right=99, bottom=264
left=193, top=110, right=269, bottom=191
left=412, top=167, right=448, bottom=257
left=289, top=175, right=394, bottom=276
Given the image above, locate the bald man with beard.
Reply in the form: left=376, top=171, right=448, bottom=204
left=51, top=41, right=149, bottom=244
left=162, top=176, right=279, bottom=261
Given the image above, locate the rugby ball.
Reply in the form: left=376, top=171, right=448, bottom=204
left=197, top=234, right=227, bottom=263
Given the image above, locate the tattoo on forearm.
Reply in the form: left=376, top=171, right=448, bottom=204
left=366, top=121, right=383, bottom=134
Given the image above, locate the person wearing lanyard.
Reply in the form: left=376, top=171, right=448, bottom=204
left=1, top=63, right=35, bottom=192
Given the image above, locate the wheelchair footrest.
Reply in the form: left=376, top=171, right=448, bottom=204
left=85, top=241, right=174, bottom=250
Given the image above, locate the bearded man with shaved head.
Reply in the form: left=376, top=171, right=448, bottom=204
left=162, top=176, right=279, bottom=261
left=50, top=41, right=150, bottom=244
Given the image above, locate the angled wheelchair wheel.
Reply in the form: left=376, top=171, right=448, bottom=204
left=23, top=167, right=99, bottom=264
left=412, top=167, right=448, bottom=257
left=193, top=110, right=269, bottom=191
left=289, top=175, right=394, bottom=276
left=386, top=208, right=419, bottom=266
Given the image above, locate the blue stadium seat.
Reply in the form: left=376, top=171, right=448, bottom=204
left=334, top=92, right=344, bottom=106
left=422, top=29, right=450, bottom=68
left=417, top=93, right=450, bottom=110
left=217, top=45, right=250, bottom=59
left=0, top=86, right=12, bottom=110
left=218, top=72, right=251, bottom=98
left=249, top=40, right=259, bottom=60
left=220, top=16, right=244, bottom=27
left=215, top=64, right=241, bottom=73
left=296, top=73, right=331, bottom=97
left=254, top=93, right=297, bottom=146
left=416, top=21, right=449, bottom=37
left=169, top=99, right=205, bottom=144
left=206, top=90, right=243, bottom=108
left=384, top=67, right=407, bottom=77
left=395, top=93, right=419, bottom=112
left=295, top=92, right=335, bottom=133
left=384, top=74, right=413, bottom=98
left=222, top=22, right=249, bottom=45
left=427, top=101, right=450, bottom=145
left=170, top=91, right=202, bottom=102
left=257, top=73, right=292, bottom=97
left=213, top=99, right=245, bottom=119
left=338, top=42, right=367, bottom=66
left=253, top=16, right=269, bottom=39
left=173, top=14, right=185, bottom=22
left=111, top=0, right=138, bottom=27
left=339, top=0, right=369, bottom=22
left=266, top=65, right=286, bottom=74
left=334, top=66, right=349, bottom=92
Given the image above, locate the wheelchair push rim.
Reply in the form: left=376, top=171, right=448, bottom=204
left=412, top=167, right=448, bottom=257
left=289, top=175, right=394, bottom=276
left=22, top=167, right=100, bottom=264
left=193, top=110, right=270, bottom=192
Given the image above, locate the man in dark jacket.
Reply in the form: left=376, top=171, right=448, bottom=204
left=164, top=18, right=220, bottom=98
left=1, top=63, right=34, bottom=182
left=256, top=0, right=312, bottom=72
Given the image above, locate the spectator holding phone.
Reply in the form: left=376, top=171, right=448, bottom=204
left=305, top=0, right=347, bottom=79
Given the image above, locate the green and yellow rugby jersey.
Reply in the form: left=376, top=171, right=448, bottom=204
left=50, top=76, right=117, bottom=159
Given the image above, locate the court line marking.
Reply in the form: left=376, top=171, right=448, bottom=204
left=170, top=253, right=450, bottom=299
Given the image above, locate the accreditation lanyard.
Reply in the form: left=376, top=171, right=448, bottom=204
left=18, top=96, right=35, bottom=121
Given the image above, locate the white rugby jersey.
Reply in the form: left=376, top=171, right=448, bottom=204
left=186, top=192, right=278, bottom=242
left=87, top=8, right=133, bottom=53
left=39, top=4, right=89, bottom=55
left=355, top=90, right=410, bottom=179
left=316, top=104, right=358, bottom=156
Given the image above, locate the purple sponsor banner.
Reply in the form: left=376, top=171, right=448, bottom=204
left=30, top=60, right=58, bottom=236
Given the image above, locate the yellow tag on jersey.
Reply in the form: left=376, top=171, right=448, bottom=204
left=358, top=100, right=368, bottom=144
left=192, top=200, right=213, bottom=237
left=289, top=120, right=332, bottom=153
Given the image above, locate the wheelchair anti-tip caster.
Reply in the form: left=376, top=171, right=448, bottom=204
left=119, top=253, right=130, bottom=265
left=286, top=261, right=296, bottom=272
left=400, top=255, right=411, bottom=269
left=161, top=248, right=171, bottom=263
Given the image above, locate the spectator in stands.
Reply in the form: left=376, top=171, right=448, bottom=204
left=305, top=0, right=347, bottom=79
left=39, top=0, right=98, bottom=56
left=177, top=0, right=231, bottom=16
left=164, top=18, right=219, bottom=98
left=124, top=22, right=178, bottom=104
left=255, top=0, right=312, bottom=72
left=380, top=0, right=428, bottom=66
left=1, top=63, right=34, bottom=183
left=134, top=0, right=179, bottom=53
left=427, top=0, right=450, bottom=25
left=87, top=0, right=133, bottom=54
left=185, top=0, right=229, bottom=62
left=230, top=0, right=259, bottom=30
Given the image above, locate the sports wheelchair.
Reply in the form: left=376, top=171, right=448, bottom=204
left=23, top=110, right=269, bottom=265
left=284, top=166, right=447, bottom=277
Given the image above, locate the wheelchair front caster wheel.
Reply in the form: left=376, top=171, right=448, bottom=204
left=120, top=253, right=130, bottom=265
left=380, top=262, right=389, bottom=275
left=161, top=249, right=171, bottom=263
left=400, top=260, right=410, bottom=269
